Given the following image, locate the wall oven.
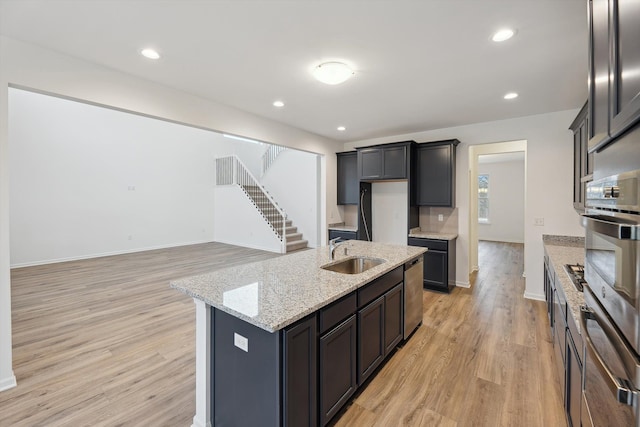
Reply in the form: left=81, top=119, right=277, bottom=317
left=581, top=169, right=640, bottom=427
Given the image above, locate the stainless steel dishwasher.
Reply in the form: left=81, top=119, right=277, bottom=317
left=404, top=255, right=424, bottom=339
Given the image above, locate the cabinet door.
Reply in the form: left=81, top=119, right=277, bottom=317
left=284, top=315, right=318, bottom=427
left=319, top=315, right=357, bottom=426
left=359, top=148, right=382, bottom=180
left=382, top=145, right=407, bottom=179
left=573, top=126, right=583, bottom=208
left=328, top=230, right=357, bottom=241
left=610, top=0, right=640, bottom=138
left=337, top=152, right=358, bottom=205
left=357, top=295, right=384, bottom=384
left=588, top=0, right=611, bottom=151
left=566, top=331, right=582, bottom=427
left=383, top=283, right=403, bottom=355
left=416, top=144, right=453, bottom=206
left=423, top=249, right=448, bottom=291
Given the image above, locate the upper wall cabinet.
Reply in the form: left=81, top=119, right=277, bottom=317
left=415, top=140, right=459, bottom=207
left=570, top=102, right=593, bottom=211
left=588, top=0, right=640, bottom=152
left=336, top=152, right=358, bottom=205
left=357, top=141, right=413, bottom=181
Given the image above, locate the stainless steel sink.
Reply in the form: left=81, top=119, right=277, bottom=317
left=321, top=256, right=386, bottom=274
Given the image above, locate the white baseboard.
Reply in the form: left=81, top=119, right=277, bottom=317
left=191, top=417, right=212, bottom=427
left=10, top=239, right=215, bottom=268
left=524, top=291, right=545, bottom=301
left=455, top=281, right=471, bottom=288
left=0, top=373, right=17, bottom=392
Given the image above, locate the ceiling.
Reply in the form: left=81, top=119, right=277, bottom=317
left=0, top=0, right=588, bottom=143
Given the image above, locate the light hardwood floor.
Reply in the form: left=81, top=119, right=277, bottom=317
left=1, top=241, right=565, bottom=426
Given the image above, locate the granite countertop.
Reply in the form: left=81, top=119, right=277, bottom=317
left=171, top=240, right=426, bottom=333
left=542, top=235, right=585, bottom=334
left=328, top=224, right=358, bottom=232
left=408, top=230, right=458, bottom=240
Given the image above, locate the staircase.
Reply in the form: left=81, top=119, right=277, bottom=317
left=216, top=155, right=308, bottom=253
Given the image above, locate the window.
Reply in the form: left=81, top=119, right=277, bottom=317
left=478, top=174, right=489, bottom=223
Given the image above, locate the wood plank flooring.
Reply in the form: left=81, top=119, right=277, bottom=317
left=1, top=241, right=565, bottom=426
left=335, top=241, right=565, bottom=427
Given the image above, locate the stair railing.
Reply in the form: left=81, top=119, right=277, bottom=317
left=216, top=155, right=287, bottom=251
left=261, top=145, right=288, bottom=177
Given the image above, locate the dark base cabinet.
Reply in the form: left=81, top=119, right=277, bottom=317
left=209, top=265, right=410, bottom=427
left=319, top=315, right=356, bottom=426
left=408, top=237, right=456, bottom=293
left=543, top=251, right=583, bottom=427
left=328, top=229, right=357, bottom=241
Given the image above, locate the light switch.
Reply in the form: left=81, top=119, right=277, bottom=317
left=234, top=333, right=248, bottom=352
left=438, top=214, right=444, bottom=222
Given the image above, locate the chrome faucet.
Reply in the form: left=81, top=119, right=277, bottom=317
left=329, top=237, right=347, bottom=260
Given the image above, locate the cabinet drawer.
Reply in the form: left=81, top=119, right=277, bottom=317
left=408, top=237, right=448, bottom=251
left=320, top=292, right=357, bottom=335
left=328, top=230, right=357, bottom=241
left=358, top=266, right=403, bottom=308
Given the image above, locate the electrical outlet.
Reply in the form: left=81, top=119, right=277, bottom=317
left=534, top=218, right=544, bottom=226
left=128, top=235, right=133, bottom=240
left=438, top=214, right=444, bottom=222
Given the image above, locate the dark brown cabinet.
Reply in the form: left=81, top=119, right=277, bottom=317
left=328, top=229, right=357, bottom=241
left=570, top=103, right=593, bottom=211
left=543, top=251, right=583, bottom=427
left=588, top=0, right=640, bottom=151
left=284, top=315, right=318, bottom=427
left=319, top=315, right=357, bottom=426
left=336, top=152, right=358, bottom=205
left=415, top=140, right=458, bottom=207
left=383, top=283, right=403, bottom=355
left=407, top=237, right=456, bottom=293
left=357, top=295, right=385, bottom=384
left=357, top=142, right=411, bottom=181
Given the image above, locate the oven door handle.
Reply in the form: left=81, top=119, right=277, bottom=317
left=580, top=306, right=638, bottom=406
left=582, top=214, right=640, bottom=240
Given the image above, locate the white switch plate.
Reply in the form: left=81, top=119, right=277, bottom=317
left=234, top=333, right=248, bottom=352
left=438, top=214, right=444, bottom=222
left=534, top=218, right=544, bottom=226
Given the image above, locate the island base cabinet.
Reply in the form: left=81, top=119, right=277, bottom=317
left=357, top=295, right=385, bottom=385
left=212, top=309, right=281, bottom=427
left=284, top=315, right=318, bottom=427
left=319, top=315, right=357, bottom=426
left=383, top=283, right=403, bottom=354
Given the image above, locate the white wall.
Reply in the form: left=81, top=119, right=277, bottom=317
left=261, top=149, right=320, bottom=247
left=478, top=159, right=525, bottom=243
left=9, top=88, right=219, bottom=266
left=371, top=181, right=408, bottom=245
left=344, top=109, right=585, bottom=299
left=0, top=35, right=343, bottom=390
left=213, top=186, right=283, bottom=252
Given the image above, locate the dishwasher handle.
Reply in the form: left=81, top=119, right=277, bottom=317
left=405, top=256, right=423, bottom=269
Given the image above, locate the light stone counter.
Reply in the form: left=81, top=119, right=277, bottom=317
left=543, top=235, right=585, bottom=333
left=408, top=230, right=458, bottom=240
left=171, top=240, right=426, bottom=332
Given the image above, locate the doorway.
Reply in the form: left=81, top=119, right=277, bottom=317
left=468, top=140, right=527, bottom=278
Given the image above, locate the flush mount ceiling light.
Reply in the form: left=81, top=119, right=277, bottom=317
left=141, top=48, right=160, bottom=59
left=504, top=92, right=519, bottom=100
left=312, top=62, right=354, bottom=85
left=337, top=126, right=346, bottom=131
left=273, top=100, right=285, bottom=107
left=492, top=28, right=516, bottom=42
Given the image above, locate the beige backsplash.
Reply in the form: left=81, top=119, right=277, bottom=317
left=419, top=207, right=458, bottom=234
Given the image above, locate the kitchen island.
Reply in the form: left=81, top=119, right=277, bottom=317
left=171, top=240, right=426, bottom=427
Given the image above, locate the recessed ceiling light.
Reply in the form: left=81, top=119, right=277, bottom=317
left=492, top=29, right=515, bottom=42
left=141, top=48, right=160, bottom=59
left=504, top=92, right=519, bottom=100
left=273, top=100, right=285, bottom=107
left=337, top=126, right=346, bottom=131
left=312, top=62, right=354, bottom=85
